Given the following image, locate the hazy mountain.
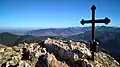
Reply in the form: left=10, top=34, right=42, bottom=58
left=0, top=27, right=92, bottom=37
left=25, top=27, right=91, bottom=37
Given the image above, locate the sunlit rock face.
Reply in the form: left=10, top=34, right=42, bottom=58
left=0, top=42, right=68, bottom=67
left=0, top=38, right=119, bottom=67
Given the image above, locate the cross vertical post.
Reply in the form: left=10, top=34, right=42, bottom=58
left=91, top=5, right=96, bottom=41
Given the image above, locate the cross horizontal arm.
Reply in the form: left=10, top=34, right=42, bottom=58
left=80, top=19, right=91, bottom=25
left=80, top=17, right=111, bottom=25
left=95, top=17, right=111, bottom=24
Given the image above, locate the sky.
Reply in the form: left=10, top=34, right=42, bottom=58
left=0, top=0, right=120, bottom=29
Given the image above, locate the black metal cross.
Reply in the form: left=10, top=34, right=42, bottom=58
left=80, top=5, right=111, bottom=61
left=80, top=5, right=110, bottom=40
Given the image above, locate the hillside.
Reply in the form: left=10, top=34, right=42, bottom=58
left=0, top=29, right=29, bottom=35
left=0, top=38, right=119, bottom=67
left=0, top=32, right=62, bottom=46
left=0, top=32, right=19, bottom=46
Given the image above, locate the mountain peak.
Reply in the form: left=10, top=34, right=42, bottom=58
left=0, top=38, right=119, bottom=67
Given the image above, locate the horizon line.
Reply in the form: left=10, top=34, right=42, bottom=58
left=0, top=25, right=119, bottom=30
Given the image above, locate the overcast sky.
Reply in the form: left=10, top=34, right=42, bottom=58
left=0, top=0, right=120, bottom=29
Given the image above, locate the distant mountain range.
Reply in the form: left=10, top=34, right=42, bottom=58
left=25, top=27, right=92, bottom=37
left=0, top=26, right=120, bottom=62
left=0, top=27, right=92, bottom=37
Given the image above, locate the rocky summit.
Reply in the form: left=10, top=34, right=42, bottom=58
left=0, top=38, right=119, bottom=67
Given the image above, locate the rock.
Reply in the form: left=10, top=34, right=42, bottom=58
left=0, top=48, right=5, bottom=53
left=19, top=60, right=32, bottom=67
left=0, top=38, right=119, bottom=67
left=44, top=38, right=120, bottom=67
left=12, top=46, right=20, bottom=52
left=5, top=47, right=13, bottom=52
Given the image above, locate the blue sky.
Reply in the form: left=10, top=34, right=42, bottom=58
left=0, top=0, right=120, bottom=29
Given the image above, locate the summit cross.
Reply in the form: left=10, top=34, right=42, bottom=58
left=80, top=5, right=111, bottom=40
left=80, top=5, right=111, bottom=61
